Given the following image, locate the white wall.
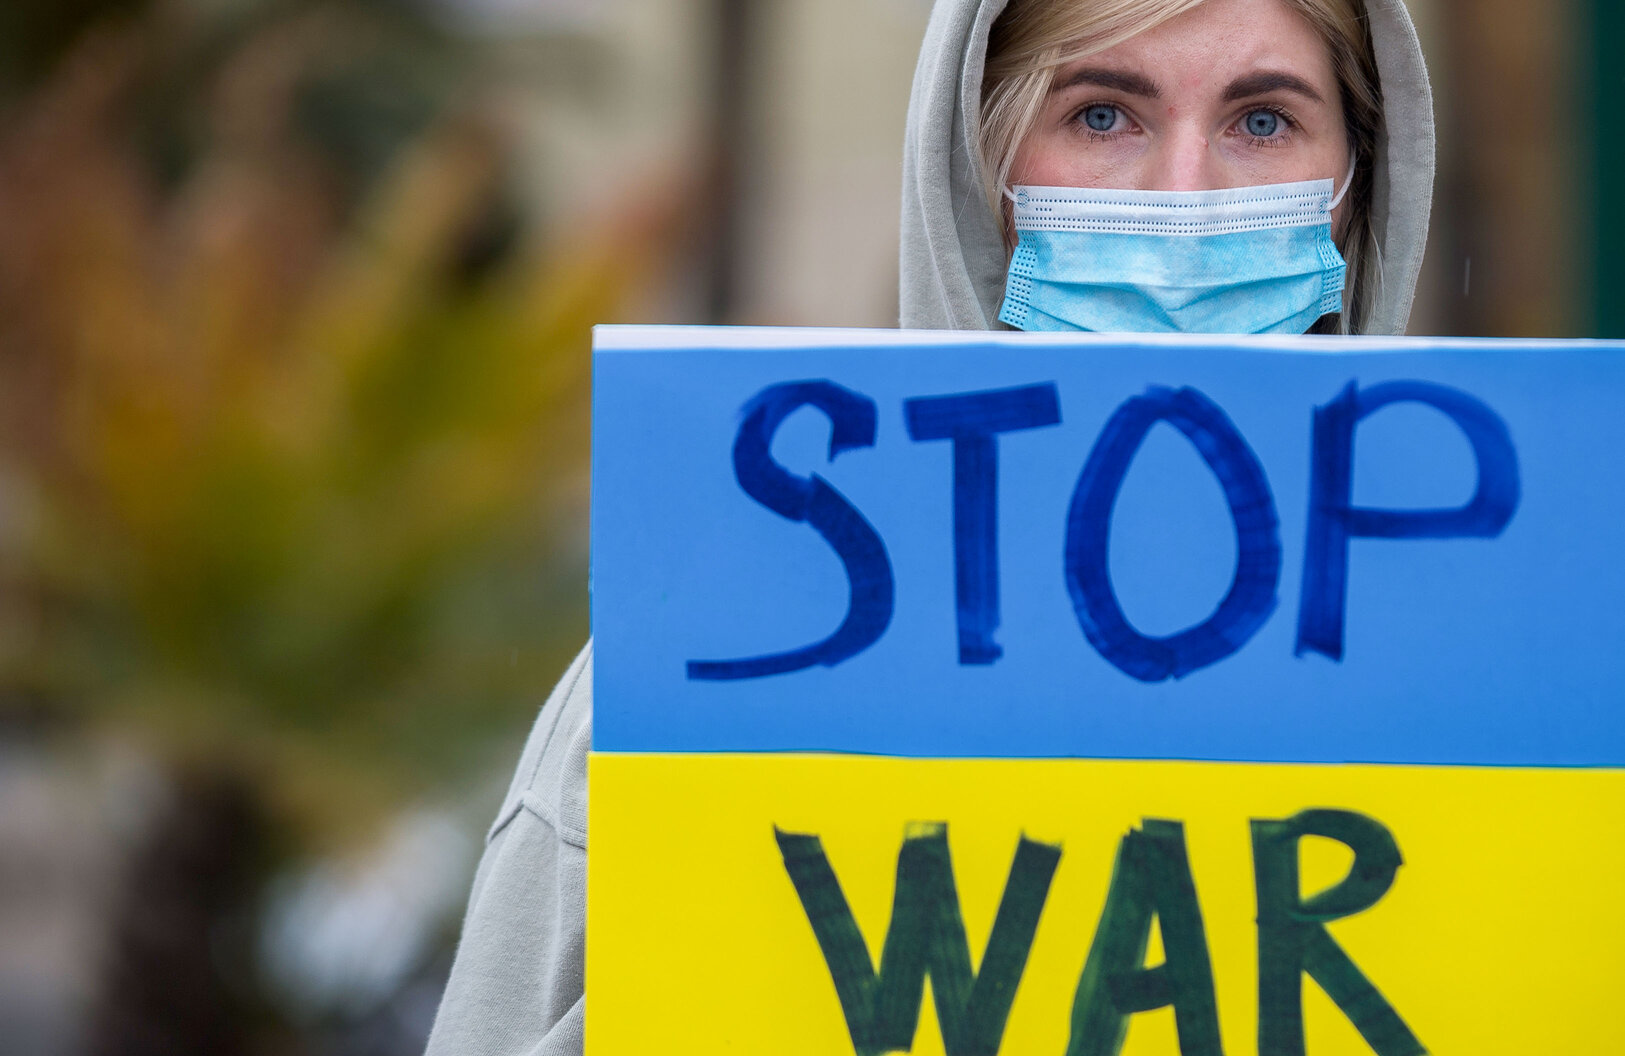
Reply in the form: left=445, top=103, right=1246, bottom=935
left=734, top=0, right=934, bottom=326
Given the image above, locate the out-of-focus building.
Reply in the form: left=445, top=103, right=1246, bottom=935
left=433, top=0, right=933, bottom=328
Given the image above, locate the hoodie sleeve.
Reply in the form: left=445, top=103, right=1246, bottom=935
left=424, top=643, right=592, bottom=1056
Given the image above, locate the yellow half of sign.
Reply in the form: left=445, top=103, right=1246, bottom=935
left=586, top=754, right=1625, bottom=1056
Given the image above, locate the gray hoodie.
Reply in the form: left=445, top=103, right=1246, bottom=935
left=424, top=3, right=1436, bottom=1054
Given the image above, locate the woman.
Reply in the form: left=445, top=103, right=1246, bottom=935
left=425, top=1, right=1434, bottom=1052
left=904, top=0, right=1431, bottom=336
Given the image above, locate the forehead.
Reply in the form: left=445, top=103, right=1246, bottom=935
left=1069, top=0, right=1336, bottom=91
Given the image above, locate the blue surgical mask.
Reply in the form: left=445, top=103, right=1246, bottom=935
left=998, top=171, right=1352, bottom=335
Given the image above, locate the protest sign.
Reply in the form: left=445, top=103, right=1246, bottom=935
left=587, top=326, right=1625, bottom=1054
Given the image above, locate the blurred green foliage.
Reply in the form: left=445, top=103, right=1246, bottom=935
left=0, top=0, right=687, bottom=835
left=0, top=0, right=153, bottom=96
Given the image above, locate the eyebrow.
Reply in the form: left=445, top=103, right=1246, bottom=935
left=1221, top=71, right=1325, bottom=104
left=1050, top=66, right=1163, bottom=99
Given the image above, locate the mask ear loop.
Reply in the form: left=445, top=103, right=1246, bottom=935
left=1003, top=186, right=1021, bottom=203
left=1329, top=156, right=1358, bottom=210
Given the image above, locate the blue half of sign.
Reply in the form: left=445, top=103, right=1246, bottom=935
left=590, top=326, right=1625, bottom=766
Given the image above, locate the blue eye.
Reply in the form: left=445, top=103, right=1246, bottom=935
left=1082, top=104, right=1118, bottom=132
left=1245, top=109, right=1281, bottom=137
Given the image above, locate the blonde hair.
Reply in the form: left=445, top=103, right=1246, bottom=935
left=979, top=0, right=1383, bottom=334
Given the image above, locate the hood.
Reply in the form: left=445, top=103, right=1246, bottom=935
left=898, top=0, right=1436, bottom=335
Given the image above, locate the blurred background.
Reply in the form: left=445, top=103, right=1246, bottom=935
left=0, top=0, right=1618, bottom=1053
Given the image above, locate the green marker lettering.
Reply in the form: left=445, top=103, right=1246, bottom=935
left=1067, top=819, right=1224, bottom=1056
left=775, top=822, right=1060, bottom=1056
left=1251, top=809, right=1425, bottom=1056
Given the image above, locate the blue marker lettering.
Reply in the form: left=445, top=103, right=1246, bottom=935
left=905, top=383, right=1062, bottom=664
left=688, top=381, right=895, bottom=680
left=1064, top=386, right=1281, bottom=682
left=1296, top=380, right=1520, bottom=661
